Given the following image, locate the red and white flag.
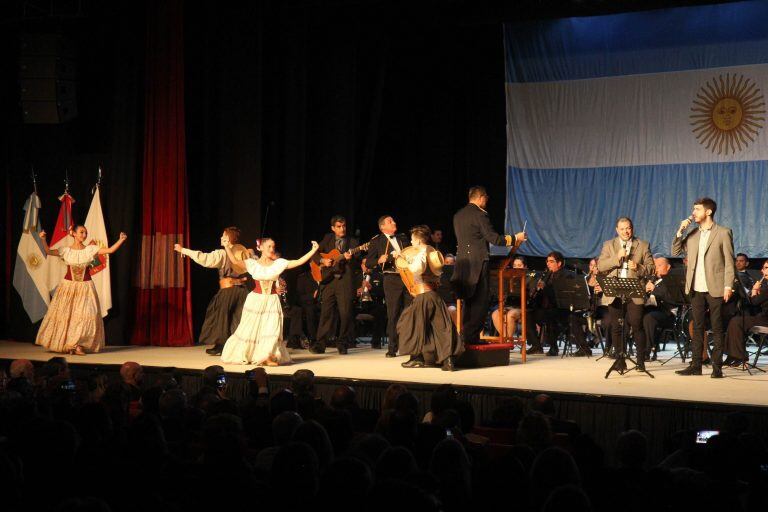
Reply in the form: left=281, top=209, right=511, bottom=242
left=84, top=187, right=111, bottom=316
left=45, top=192, right=75, bottom=293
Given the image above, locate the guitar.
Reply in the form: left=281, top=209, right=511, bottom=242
left=310, top=241, right=370, bottom=284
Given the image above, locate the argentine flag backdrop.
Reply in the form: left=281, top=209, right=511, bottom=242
left=504, top=0, right=768, bottom=258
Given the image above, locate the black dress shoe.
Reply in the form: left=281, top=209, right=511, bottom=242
left=371, top=341, right=382, bottom=349
left=547, top=349, right=559, bottom=357
left=572, top=348, right=592, bottom=357
left=337, top=344, right=348, bottom=355
left=527, top=346, right=544, bottom=355
left=442, top=357, right=456, bottom=372
left=702, top=358, right=711, bottom=366
left=636, top=361, right=646, bottom=372
left=711, top=367, right=724, bottom=378
left=729, top=359, right=746, bottom=368
left=722, top=356, right=736, bottom=366
left=205, top=345, right=223, bottom=355
left=650, top=351, right=658, bottom=362
left=308, top=343, right=326, bottom=354
left=385, top=351, right=397, bottom=358
left=402, top=357, right=426, bottom=368
left=675, top=364, right=702, bottom=375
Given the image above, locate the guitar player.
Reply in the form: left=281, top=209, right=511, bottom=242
left=365, top=215, right=411, bottom=357
left=310, top=215, right=361, bottom=355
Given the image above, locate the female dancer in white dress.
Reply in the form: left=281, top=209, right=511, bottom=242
left=36, top=225, right=128, bottom=355
left=221, top=238, right=318, bottom=366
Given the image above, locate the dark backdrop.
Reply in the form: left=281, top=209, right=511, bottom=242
left=1, top=0, right=729, bottom=344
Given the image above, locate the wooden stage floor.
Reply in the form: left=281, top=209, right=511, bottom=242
left=2, top=339, right=767, bottom=408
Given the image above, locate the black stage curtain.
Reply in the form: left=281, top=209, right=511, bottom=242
left=3, top=1, right=507, bottom=344
left=0, top=2, right=145, bottom=345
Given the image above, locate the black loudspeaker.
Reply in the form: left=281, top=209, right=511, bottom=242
left=19, top=34, right=78, bottom=124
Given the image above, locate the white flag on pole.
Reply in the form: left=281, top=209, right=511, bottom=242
left=84, top=187, right=112, bottom=317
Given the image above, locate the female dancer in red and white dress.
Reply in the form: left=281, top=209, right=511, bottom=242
left=36, top=226, right=127, bottom=355
left=221, top=238, right=318, bottom=366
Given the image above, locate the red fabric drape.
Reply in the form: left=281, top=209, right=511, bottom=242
left=131, top=0, right=193, bottom=346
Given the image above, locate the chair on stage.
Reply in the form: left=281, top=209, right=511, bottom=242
left=746, top=325, right=768, bottom=373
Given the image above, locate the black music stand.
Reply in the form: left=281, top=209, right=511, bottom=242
left=597, top=276, right=654, bottom=379
left=552, top=272, right=591, bottom=357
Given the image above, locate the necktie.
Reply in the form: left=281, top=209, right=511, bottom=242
left=336, top=238, right=343, bottom=251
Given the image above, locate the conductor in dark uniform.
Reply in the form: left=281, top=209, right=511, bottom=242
left=452, top=186, right=526, bottom=344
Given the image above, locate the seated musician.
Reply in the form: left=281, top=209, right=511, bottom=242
left=724, top=260, right=768, bottom=366
left=358, top=262, right=387, bottom=349
left=641, top=256, right=677, bottom=361
left=490, top=256, right=537, bottom=344
left=533, top=251, right=592, bottom=357
left=722, top=253, right=759, bottom=327
left=586, top=257, right=612, bottom=354
left=397, top=225, right=464, bottom=371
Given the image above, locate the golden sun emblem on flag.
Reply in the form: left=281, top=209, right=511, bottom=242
left=690, top=73, right=765, bottom=155
left=27, top=252, right=42, bottom=269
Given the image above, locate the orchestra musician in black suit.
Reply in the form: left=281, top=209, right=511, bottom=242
left=365, top=215, right=412, bottom=357
left=724, top=260, right=768, bottom=367
left=310, top=215, right=360, bottom=355
left=452, top=186, right=526, bottom=344
left=642, top=256, right=677, bottom=361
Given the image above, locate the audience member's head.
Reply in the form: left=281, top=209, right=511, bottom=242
left=517, top=412, right=553, bottom=452
left=272, top=410, right=303, bottom=446
left=293, top=420, right=334, bottom=469
left=330, top=385, right=357, bottom=410
left=9, top=359, right=34, bottom=382
left=270, top=389, right=297, bottom=417
left=119, top=362, right=143, bottom=387
left=490, top=397, right=526, bottom=429
left=531, top=447, right=582, bottom=505
left=376, top=445, right=417, bottom=481
left=158, top=388, right=188, bottom=418
left=272, top=442, right=320, bottom=506
left=202, top=365, right=226, bottom=392
left=532, top=393, right=556, bottom=416
left=291, top=369, right=316, bottom=396
left=382, top=384, right=408, bottom=411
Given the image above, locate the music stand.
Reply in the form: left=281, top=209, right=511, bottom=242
left=597, top=275, right=654, bottom=378
left=552, top=272, right=591, bottom=357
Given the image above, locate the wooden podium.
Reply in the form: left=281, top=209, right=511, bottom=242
left=456, top=248, right=529, bottom=365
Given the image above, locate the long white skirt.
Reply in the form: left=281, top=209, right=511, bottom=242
left=36, top=279, right=104, bottom=353
left=220, top=292, right=291, bottom=365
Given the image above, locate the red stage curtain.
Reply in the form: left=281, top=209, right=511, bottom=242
left=131, top=0, right=193, bottom=346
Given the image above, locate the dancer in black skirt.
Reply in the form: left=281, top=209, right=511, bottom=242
left=396, top=225, right=464, bottom=371
left=174, top=227, right=251, bottom=355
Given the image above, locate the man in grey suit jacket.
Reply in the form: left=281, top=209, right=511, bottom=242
left=597, top=217, right=655, bottom=370
left=671, top=197, right=735, bottom=378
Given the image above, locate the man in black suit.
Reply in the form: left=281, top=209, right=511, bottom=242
left=310, top=215, right=360, bottom=355
left=452, top=186, right=526, bottom=344
left=365, top=215, right=411, bottom=357
left=642, top=256, right=678, bottom=361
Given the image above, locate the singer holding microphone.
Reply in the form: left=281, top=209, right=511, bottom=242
left=597, top=217, right=655, bottom=371
left=672, top=197, right=735, bottom=378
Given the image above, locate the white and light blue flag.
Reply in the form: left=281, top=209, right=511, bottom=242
left=13, top=191, right=50, bottom=322
left=505, top=0, right=768, bottom=257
